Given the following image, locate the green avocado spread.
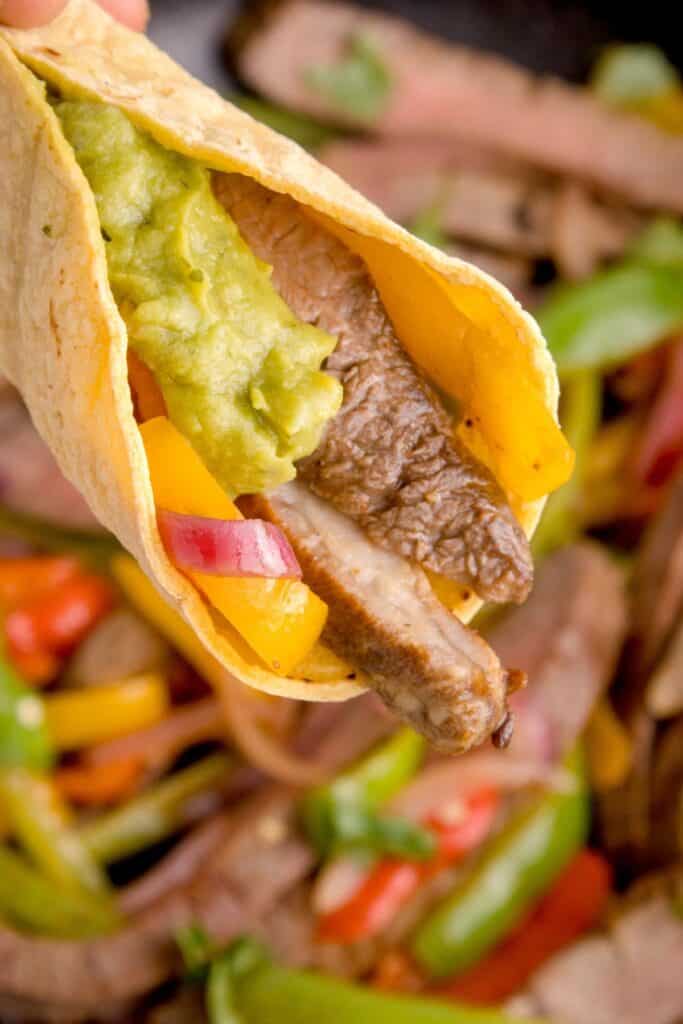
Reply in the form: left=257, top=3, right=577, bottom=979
left=55, top=100, right=342, bottom=496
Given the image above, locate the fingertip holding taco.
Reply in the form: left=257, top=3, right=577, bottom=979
left=0, top=0, right=573, bottom=752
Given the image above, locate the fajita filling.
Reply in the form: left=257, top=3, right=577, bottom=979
left=51, top=95, right=533, bottom=749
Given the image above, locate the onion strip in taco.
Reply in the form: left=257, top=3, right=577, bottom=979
left=0, top=0, right=572, bottom=751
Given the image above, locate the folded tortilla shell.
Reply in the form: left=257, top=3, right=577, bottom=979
left=0, top=0, right=570, bottom=701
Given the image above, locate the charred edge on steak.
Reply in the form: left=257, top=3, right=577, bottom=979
left=213, top=172, right=533, bottom=605
left=241, top=482, right=509, bottom=753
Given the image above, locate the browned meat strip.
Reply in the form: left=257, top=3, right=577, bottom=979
left=0, top=395, right=101, bottom=530
left=487, top=542, right=626, bottom=758
left=523, top=893, right=683, bottom=1024
left=215, top=173, right=532, bottom=604
left=320, top=139, right=553, bottom=256
left=242, top=482, right=507, bottom=753
left=551, top=182, right=642, bottom=281
left=235, top=1, right=683, bottom=212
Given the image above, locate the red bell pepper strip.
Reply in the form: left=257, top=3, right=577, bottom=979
left=0, top=557, right=80, bottom=610
left=630, top=338, right=683, bottom=517
left=55, top=755, right=145, bottom=806
left=435, top=849, right=611, bottom=1005
left=5, top=574, right=115, bottom=683
left=317, top=788, right=499, bottom=945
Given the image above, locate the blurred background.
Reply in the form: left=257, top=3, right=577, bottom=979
left=1, top=4, right=683, bottom=1022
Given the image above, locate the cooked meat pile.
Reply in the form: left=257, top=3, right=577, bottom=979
left=235, top=0, right=683, bottom=213
left=243, top=482, right=507, bottom=751
left=215, top=173, right=532, bottom=606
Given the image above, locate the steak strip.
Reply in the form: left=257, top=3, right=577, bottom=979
left=242, top=482, right=507, bottom=753
left=214, top=172, right=532, bottom=604
left=235, top=0, right=683, bottom=213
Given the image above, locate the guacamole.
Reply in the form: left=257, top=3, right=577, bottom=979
left=55, top=101, right=342, bottom=496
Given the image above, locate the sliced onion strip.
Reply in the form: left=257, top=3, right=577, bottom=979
left=158, top=509, right=301, bottom=579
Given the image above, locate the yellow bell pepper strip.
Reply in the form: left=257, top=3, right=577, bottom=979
left=44, top=673, right=168, bottom=750
left=113, top=553, right=348, bottom=686
left=290, top=642, right=354, bottom=682
left=79, top=752, right=233, bottom=863
left=140, top=416, right=327, bottom=675
left=0, top=768, right=110, bottom=895
left=0, top=842, right=119, bottom=938
left=586, top=700, right=634, bottom=792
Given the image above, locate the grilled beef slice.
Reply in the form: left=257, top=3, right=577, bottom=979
left=523, top=893, right=683, bottom=1024
left=214, top=172, right=532, bottom=605
left=487, top=542, right=626, bottom=758
left=234, top=1, right=683, bottom=213
left=242, top=483, right=507, bottom=752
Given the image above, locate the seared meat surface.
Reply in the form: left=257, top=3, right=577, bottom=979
left=242, top=482, right=507, bottom=752
left=234, top=0, right=683, bottom=213
left=214, top=173, right=532, bottom=604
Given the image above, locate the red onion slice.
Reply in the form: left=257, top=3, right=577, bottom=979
left=158, top=509, right=302, bottom=579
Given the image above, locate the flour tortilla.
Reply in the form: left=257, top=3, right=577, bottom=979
left=0, top=1, right=569, bottom=700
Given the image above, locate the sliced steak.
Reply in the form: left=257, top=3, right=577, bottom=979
left=487, top=542, right=626, bottom=758
left=234, top=0, right=683, bottom=212
left=214, top=173, right=532, bottom=605
left=319, top=139, right=553, bottom=256
left=526, top=895, right=683, bottom=1024
left=242, top=482, right=507, bottom=753
left=0, top=396, right=101, bottom=531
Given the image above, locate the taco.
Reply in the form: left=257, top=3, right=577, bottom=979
left=0, top=0, right=572, bottom=752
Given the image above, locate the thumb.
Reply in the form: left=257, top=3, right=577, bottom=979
left=0, top=0, right=69, bottom=27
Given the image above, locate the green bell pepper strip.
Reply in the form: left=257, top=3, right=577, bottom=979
left=0, top=505, right=119, bottom=567
left=301, top=728, right=429, bottom=858
left=411, top=749, right=589, bottom=979
left=591, top=44, right=679, bottom=105
left=538, top=262, right=683, bottom=375
left=79, top=752, right=234, bottom=863
left=0, top=843, right=119, bottom=937
left=532, top=371, right=601, bottom=558
left=216, top=938, right=549, bottom=1024
left=0, top=650, right=53, bottom=772
left=0, top=768, right=109, bottom=895
left=627, top=218, right=683, bottom=269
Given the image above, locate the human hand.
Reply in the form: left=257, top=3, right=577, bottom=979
left=0, top=0, right=148, bottom=30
